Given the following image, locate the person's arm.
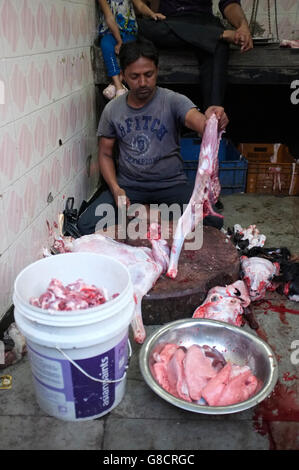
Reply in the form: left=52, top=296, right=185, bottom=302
left=184, top=106, right=228, bottom=135
left=184, top=108, right=207, bottom=136
left=148, top=0, right=160, bottom=13
left=99, top=136, right=130, bottom=207
left=222, top=2, right=253, bottom=52
left=132, top=0, right=165, bottom=20
left=98, top=0, right=123, bottom=53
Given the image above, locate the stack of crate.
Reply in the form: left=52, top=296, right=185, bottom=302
left=238, top=143, right=299, bottom=196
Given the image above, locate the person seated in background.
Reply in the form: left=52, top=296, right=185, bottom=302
left=98, top=0, right=165, bottom=100
left=137, top=0, right=253, bottom=110
left=77, top=39, right=229, bottom=236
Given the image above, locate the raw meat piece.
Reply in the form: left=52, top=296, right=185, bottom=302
left=216, top=365, right=258, bottom=406
left=241, top=256, right=280, bottom=301
left=30, top=278, right=109, bottom=311
left=152, top=343, right=259, bottom=407
left=193, top=280, right=250, bottom=326
left=202, top=345, right=226, bottom=371
left=152, top=343, right=179, bottom=397
left=152, top=343, right=179, bottom=364
left=280, top=39, right=299, bottom=49
left=184, top=345, right=218, bottom=400
left=167, top=348, right=191, bottom=402
left=167, top=114, right=223, bottom=279
left=47, top=223, right=170, bottom=344
left=202, top=364, right=258, bottom=406
left=201, top=362, right=232, bottom=406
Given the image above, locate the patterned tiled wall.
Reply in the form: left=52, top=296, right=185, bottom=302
left=213, top=0, right=299, bottom=39
left=0, top=0, right=99, bottom=319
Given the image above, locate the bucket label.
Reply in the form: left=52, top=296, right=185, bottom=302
left=28, top=333, right=128, bottom=420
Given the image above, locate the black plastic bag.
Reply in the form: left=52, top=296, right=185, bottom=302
left=62, top=197, right=82, bottom=239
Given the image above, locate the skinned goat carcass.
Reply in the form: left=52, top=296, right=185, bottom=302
left=167, top=114, right=223, bottom=279
left=241, top=256, right=280, bottom=301
left=192, top=280, right=251, bottom=326
left=51, top=223, right=169, bottom=344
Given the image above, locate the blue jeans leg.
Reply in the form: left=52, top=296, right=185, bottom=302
left=100, top=34, right=120, bottom=77
left=100, top=32, right=137, bottom=78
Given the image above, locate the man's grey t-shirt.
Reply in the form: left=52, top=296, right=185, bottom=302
left=97, top=87, right=197, bottom=189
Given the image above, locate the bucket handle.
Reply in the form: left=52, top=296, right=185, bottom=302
left=55, top=339, right=132, bottom=384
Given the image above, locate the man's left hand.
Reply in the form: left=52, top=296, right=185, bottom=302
left=205, top=106, right=229, bottom=131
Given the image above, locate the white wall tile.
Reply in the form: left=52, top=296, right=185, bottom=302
left=41, top=56, right=55, bottom=104
left=58, top=99, right=69, bottom=143
left=0, top=122, right=18, bottom=190
left=6, top=58, right=30, bottom=120
left=14, top=113, right=36, bottom=178
left=0, top=248, right=14, bottom=314
left=20, top=0, right=37, bottom=53
left=61, top=2, right=71, bottom=49
left=49, top=146, right=63, bottom=196
left=22, top=165, right=39, bottom=224
left=0, top=60, right=15, bottom=128
left=49, top=0, right=62, bottom=51
left=27, top=209, right=51, bottom=261
left=0, top=0, right=98, bottom=320
left=9, top=226, right=32, bottom=280
left=2, top=179, right=26, bottom=245
left=0, top=195, right=9, bottom=255
left=36, top=157, right=51, bottom=212
left=36, top=0, right=51, bottom=52
left=0, top=0, right=21, bottom=57
left=32, top=109, right=48, bottom=163
left=47, top=102, right=60, bottom=153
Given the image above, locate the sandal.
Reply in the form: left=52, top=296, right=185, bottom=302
left=115, top=85, right=128, bottom=98
left=103, top=84, right=116, bottom=100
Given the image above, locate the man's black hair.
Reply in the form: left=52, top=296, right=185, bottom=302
left=119, top=38, right=159, bottom=71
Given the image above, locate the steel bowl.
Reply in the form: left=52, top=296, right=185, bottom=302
left=139, top=319, right=278, bottom=414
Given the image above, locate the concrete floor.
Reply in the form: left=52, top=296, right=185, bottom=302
left=0, top=194, right=299, bottom=450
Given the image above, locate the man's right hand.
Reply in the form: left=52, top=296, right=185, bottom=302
left=205, top=106, right=229, bottom=131
left=112, top=186, right=131, bottom=208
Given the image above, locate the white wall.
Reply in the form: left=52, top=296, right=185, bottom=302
left=0, top=0, right=100, bottom=319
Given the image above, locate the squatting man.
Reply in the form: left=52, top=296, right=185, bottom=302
left=77, top=39, right=229, bottom=237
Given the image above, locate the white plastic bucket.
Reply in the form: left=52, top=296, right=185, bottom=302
left=13, top=252, right=134, bottom=421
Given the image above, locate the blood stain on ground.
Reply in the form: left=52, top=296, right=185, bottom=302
left=283, top=372, right=298, bottom=382
left=254, top=300, right=299, bottom=325
left=253, top=381, right=299, bottom=449
left=251, top=298, right=299, bottom=448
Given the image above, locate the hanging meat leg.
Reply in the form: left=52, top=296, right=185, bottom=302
left=167, top=114, right=223, bottom=279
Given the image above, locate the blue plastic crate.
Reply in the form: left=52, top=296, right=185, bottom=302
left=180, top=137, right=235, bottom=163
left=180, top=137, right=202, bottom=161
left=219, top=157, right=248, bottom=194
left=183, top=158, right=248, bottom=195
